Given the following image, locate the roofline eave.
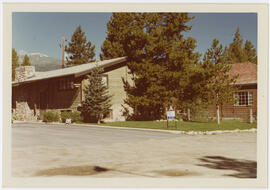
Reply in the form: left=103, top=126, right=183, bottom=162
left=12, top=73, right=75, bottom=86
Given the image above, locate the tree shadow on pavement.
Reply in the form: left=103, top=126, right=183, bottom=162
left=197, top=156, right=257, bottom=178
left=35, top=165, right=109, bottom=176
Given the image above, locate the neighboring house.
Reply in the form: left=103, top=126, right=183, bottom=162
left=12, top=57, right=132, bottom=121
left=208, top=62, right=257, bottom=119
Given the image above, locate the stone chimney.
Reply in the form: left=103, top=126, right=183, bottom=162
left=15, top=66, right=35, bottom=82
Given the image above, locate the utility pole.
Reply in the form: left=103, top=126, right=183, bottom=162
left=62, top=37, right=65, bottom=68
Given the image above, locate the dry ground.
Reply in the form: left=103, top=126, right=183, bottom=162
left=12, top=123, right=257, bottom=178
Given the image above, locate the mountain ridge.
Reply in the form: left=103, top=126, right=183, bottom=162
left=18, top=52, right=62, bottom=72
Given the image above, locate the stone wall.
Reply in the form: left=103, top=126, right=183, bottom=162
left=14, top=101, right=38, bottom=121
left=15, top=66, right=35, bottom=82
left=12, top=83, right=40, bottom=121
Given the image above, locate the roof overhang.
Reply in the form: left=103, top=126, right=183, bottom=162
left=12, top=57, right=127, bottom=86
left=74, top=57, right=126, bottom=78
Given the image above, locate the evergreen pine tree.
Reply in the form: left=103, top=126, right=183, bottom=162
left=101, top=13, right=200, bottom=120
left=12, top=48, right=19, bottom=81
left=100, top=13, right=129, bottom=60
left=244, top=40, right=257, bottom=64
left=228, top=27, right=246, bottom=63
left=228, top=27, right=257, bottom=64
left=21, top=54, right=31, bottom=66
left=65, top=25, right=95, bottom=66
left=203, top=39, right=238, bottom=124
left=81, top=66, right=112, bottom=123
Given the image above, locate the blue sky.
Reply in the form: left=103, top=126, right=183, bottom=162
left=12, top=12, right=257, bottom=60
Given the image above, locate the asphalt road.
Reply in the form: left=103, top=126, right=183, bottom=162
left=12, top=122, right=257, bottom=178
left=12, top=122, right=181, bottom=147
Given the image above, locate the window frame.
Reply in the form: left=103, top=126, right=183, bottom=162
left=58, top=77, right=74, bottom=91
left=234, top=91, right=253, bottom=106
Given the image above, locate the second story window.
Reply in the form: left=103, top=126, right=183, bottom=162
left=58, top=78, right=74, bottom=91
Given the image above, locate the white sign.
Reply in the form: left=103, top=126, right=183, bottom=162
left=65, top=119, right=72, bottom=124
left=167, top=111, right=176, bottom=121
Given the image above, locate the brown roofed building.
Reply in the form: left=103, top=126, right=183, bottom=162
left=208, top=62, right=257, bottom=120
left=229, top=62, right=257, bottom=85
left=12, top=57, right=132, bottom=122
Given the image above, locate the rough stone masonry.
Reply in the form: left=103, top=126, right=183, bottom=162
left=13, top=66, right=38, bottom=121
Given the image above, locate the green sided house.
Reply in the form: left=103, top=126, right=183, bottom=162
left=12, top=57, right=132, bottom=122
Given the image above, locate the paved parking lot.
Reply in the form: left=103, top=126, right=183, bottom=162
left=12, top=122, right=257, bottom=178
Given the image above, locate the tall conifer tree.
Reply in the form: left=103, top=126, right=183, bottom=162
left=228, top=27, right=257, bottom=64
left=101, top=13, right=200, bottom=120
left=228, top=27, right=246, bottom=63
left=21, top=54, right=31, bottom=66
left=12, top=48, right=19, bottom=81
left=203, top=39, right=238, bottom=124
left=81, top=67, right=112, bottom=123
left=244, top=40, right=257, bottom=64
left=65, top=25, right=95, bottom=66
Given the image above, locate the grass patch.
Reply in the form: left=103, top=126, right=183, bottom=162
left=95, top=120, right=257, bottom=132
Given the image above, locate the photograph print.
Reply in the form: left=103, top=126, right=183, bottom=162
left=7, top=5, right=266, bottom=187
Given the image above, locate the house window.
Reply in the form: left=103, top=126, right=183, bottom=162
left=58, top=78, right=74, bottom=91
left=234, top=91, right=253, bottom=106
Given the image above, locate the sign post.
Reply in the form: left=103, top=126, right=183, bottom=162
left=166, top=109, right=177, bottom=128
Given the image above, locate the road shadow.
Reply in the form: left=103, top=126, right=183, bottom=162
left=35, top=165, right=153, bottom=177
left=153, top=169, right=202, bottom=177
left=197, top=156, right=257, bottom=178
left=35, top=165, right=109, bottom=176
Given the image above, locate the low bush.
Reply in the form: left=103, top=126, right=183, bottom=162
left=183, top=102, right=211, bottom=122
left=190, top=104, right=211, bottom=122
left=175, top=113, right=183, bottom=121
left=43, top=110, right=60, bottom=123
left=61, top=111, right=82, bottom=123
left=12, top=113, right=18, bottom=120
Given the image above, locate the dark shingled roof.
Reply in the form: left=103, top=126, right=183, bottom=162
left=229, top=62, right=257, bottom=85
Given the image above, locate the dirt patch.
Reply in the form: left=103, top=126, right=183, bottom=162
left=35, top=165, right=109, bottom=176
left=154, top=169, right=202, bottom=177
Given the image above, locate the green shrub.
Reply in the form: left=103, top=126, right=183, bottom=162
left=61, top=111, right=82, bottom=123
left=43, top=110, right=60, bottom=123
left=190, top=104, right=211, bottom=122
left=12, top=113, right=17, bottom=120
left=183, top=102, right=211, bottom=122
left=175, top=113, right=182, bottom=121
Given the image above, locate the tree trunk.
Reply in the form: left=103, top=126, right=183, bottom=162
left=220, top=104, right=223, bottom=121
left=250, top=108, right=253, bottom=124
left=217, top=105, right=220, bottom=125
left=187, top=108, right=191, bottom=121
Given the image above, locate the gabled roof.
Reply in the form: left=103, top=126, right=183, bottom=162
left=12, top=57, right=127, bottom=86
left=229, top=62, right=257, bottom=85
